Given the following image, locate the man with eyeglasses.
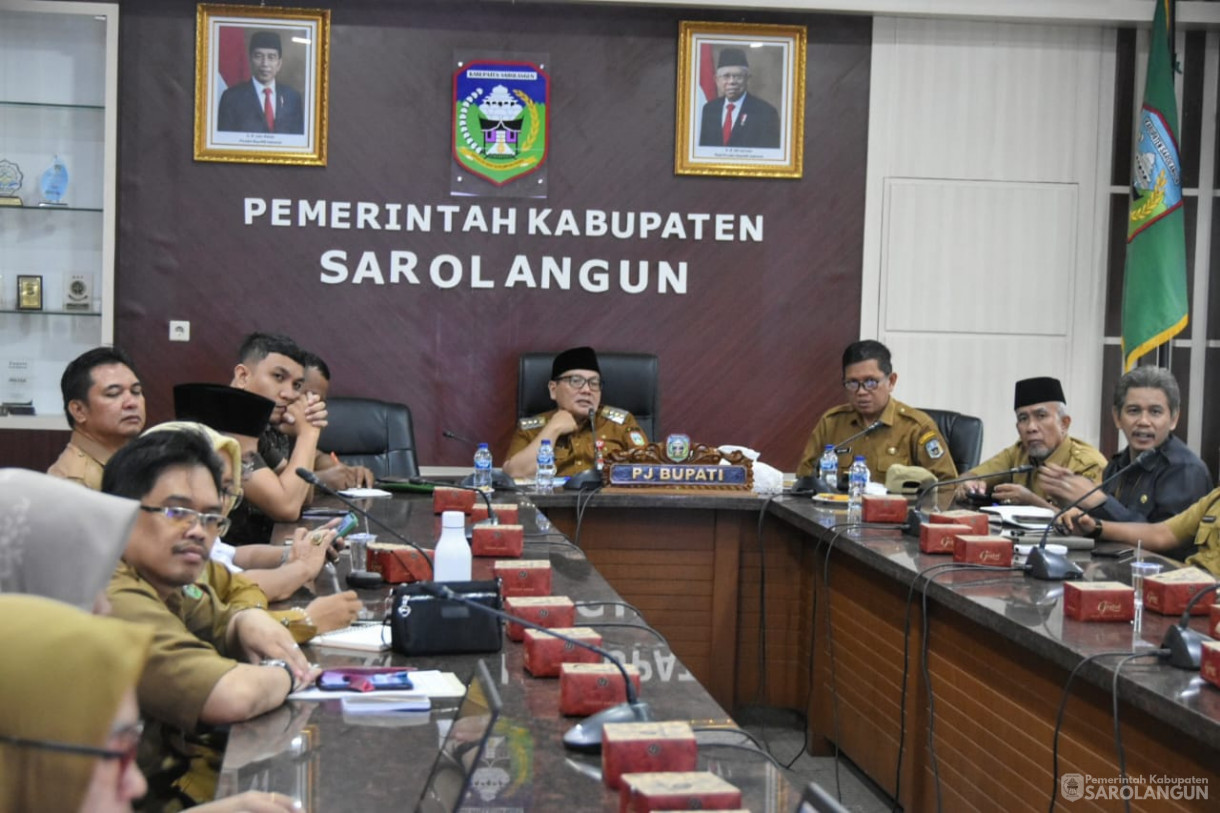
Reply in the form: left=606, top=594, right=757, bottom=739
left=503, top=346, right=649, bottom=479
left=796, top=340, right=957, bottom=484
left=103, top=429, right=321, bottom=808
left=47, top=346, right=146, bottom=490
left=955, top=376, right=1107, bottom=509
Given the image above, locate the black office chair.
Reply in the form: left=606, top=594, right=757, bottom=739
left=920, top=407, right=984, bottom=472
left=517, top=352, right=660, bottom=440
left=317, top=397, right=420, bottom=479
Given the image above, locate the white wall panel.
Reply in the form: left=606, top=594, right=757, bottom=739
left=881, top=178, right=1077, bottom=335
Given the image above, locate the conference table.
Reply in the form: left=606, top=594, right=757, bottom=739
left=214, top=490, right=802, bottom=811
left=532, top=488, right=1220, bottom=812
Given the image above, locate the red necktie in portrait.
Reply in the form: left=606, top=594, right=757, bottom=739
left=263, top=87, right=275, bottom=131
left=722, top=102, right=735, bottom=146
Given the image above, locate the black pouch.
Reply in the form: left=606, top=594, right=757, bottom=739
left=389, top=579, right=503, bottom=656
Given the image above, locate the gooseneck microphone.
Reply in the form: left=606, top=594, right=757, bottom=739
left=564, top=408, right=603, bottom=491
left=295, top=467, right=432, bottom=580
left=1027, top=449, right=1156, bottom=581
left=1160, top=582, right=1220, bottom=669
left=417, top=582, right=654, bottom=751
left=442, top=429, right=477, bottom=445
left=834, top=420, right=883, bottom=455
left=905, top=465, right=1036, bottom=535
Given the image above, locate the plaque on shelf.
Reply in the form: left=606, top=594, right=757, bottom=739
left=1, top=402, right=35, bottom=416
left=0, top=159, right=22, bottom=206
left=17, top=275, right=43, bottom=310
left=64, top=274, right=92, bottom=311
left=5, top=360, right=34, bottom=405
left=38, top=155, right=69, bottom=207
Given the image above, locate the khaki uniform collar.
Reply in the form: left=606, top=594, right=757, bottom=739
left=69, top=430, right=119, bottom=466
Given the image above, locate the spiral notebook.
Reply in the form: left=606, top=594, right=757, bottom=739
left=309, top=622, right=391, bottom=652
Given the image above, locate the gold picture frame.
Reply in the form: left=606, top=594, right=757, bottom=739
left=194, top=4, right=330, bottom=166
left=675, top=21, right=806, bottom=179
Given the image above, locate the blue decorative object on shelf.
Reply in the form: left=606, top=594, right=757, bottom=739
left=39, top=155, right=68, bottom=206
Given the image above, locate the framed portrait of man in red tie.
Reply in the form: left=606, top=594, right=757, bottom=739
left=675, top=22, right=806, bottom=179
left=193, top=5, right=330, bottom=166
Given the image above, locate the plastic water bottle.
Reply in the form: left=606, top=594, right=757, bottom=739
left=433, top=510, right=471, bottom=581
left=536, top=439, right=556, bottom=494
left=472, top=443, right=493, bottom=490
left=818, top=445, right=838, bottom=492
left=847, top=455, right=869, bottom=524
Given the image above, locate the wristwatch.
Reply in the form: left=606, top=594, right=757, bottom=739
left=261, top=658, right=296, bottom=691
left=1090, top=518, right=1104, bottom=540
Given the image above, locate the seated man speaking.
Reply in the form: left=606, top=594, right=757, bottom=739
left=503, top=346, right=649, bottom=479
left=956, top=376, right=1107, bottom=509
left=103, top=429, right=316, bottom=808
left=796, top=340, right=956, bottom=485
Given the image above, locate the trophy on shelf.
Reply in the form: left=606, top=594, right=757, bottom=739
left=17, top=275, right=43, bottom=311
left=64, top=274, right=92, bottom=311
left=38, top=155, right=69, bottom=207
left=0, top=159, right=23, bottom=206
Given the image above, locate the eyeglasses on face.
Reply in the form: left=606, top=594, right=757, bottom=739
left=554, top=375, right=602, bottom=392
left=139, top=504, right=231, bottom=536
left=843, top=378, right=884, bottom=393
left=0, top=719, right=144, bottom=776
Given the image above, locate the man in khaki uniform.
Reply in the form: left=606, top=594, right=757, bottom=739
left=796, top=340, right=956, bottom=484
left=47, top=346, right=145, bottom=489
left=1069, top=488, right=1220, bottom=574
left=504, top=346, right=649, bottom=479
left=957, top=376, right=1106, bottom=510
left=103, top=429, right=316, bottom=809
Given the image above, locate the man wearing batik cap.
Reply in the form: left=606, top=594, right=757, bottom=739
left=503, top=346, right=650, bottom=479
left=698, top=47, right=781, bottom=149
left=956, top=376, right=1107, bottom=509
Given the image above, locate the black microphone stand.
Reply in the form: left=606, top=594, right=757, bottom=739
left=418, top=582, right=654, bottom=751
left=564, top=408, right=604, bottom=491
left=1159, top=582, right=1220, bottom=669
left=295, top=467, right=433, bottom=580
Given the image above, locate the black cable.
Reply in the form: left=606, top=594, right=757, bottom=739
left=691, top=735, right=785, bottom=770
left=1047, top=650, right=1142, bottom=813
left=572, top=600, right=644, bottom=617
left=690, top=724, right=768, bottom=750
left=572, top=483, right=602, bottom=548
left=1111, top=652, right=1162, bottom=813
left=579, top=621, right=669, bottom=648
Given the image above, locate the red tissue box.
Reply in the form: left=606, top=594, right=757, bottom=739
left=503, top=595, right=575, bottom=642
left=522, top=627, right=602, bottom=677
left=560, top=662, right=642, bottom=716
left=493, top=560, right=552, bottom=597
left=432, top=487, right=476, bottom=514
left=471, top=503, right=520, bottom=524
left=601, top=721, right=698, bottom=790
left=929, top=510, right=991, bottom=536
left=862, top=494, right=908, bottom=523
left=367, top=543, right=431, bottom=583
left=1064, top=581, right=1135, bottom=622
left=1144, top=567, right=1216, bottom=616
left=920, top=523, right=970, bottom=554
left=1201, top=642, right=1220, bottom=689
left=1209, top=603, right=1220, bottom=639
left=953, top=535, right=1013, bottom=567
left=472, top=524, right=524, bottom=558
left=619, top=772, right=742, bottom=813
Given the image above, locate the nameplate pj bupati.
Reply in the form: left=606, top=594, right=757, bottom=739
left=609, top=464, right=748, bottom=486
left=601, top=439, right=753, bottom=492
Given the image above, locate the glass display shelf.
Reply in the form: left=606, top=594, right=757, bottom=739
left=0, top=99, right=104, bottom=111
left=0, top=308, right=101, bottom=316
left=0, top=204, right=104, bottom=212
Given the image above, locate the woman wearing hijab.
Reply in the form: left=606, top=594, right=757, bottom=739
left=0, top=468, right=140, bottom=611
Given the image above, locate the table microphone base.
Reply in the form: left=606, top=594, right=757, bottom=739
left=1160, top=624, right=1206, bottom=669
left=562, top=700, right=654, bottom=753
left=564, top=469, right=603, bottom=491
left=1024, top=546, right=1083, bottom=581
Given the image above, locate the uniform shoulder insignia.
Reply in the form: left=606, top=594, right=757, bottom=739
left=599, top=405, right=628, bottom=424
left=518, top=415, right=545, bottom=431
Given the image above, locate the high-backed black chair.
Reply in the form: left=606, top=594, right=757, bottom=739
left=317, top=397, right=420, bottom=479
left=517, top=352, right=660, bottom=440
left=920, top=407, right=984, bottom=473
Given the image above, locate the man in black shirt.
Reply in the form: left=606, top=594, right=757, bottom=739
left=1046, top=367, right=1212, bottom=560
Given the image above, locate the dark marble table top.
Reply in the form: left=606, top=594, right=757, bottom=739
left=216, top=492, right=800, bottom=810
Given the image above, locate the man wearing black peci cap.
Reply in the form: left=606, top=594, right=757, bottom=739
left=216, top=30, right=305, bottom=135
left=956, top=376, right=1107, bottom=509
left=503, top=346, right=649, bottom=479
left=698, top=47, right=781, bottom=149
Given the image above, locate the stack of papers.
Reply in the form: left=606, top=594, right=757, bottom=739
left=309, top=623, right=390, bottom=652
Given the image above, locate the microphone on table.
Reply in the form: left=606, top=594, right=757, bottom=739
left=905, top=465, right=1035, bottom=535
left=564, top=408, right=604, bottom=492
left=444, top=430, right=519, bottom=491
left=295, top=467, right=432, bottom=584
left=417, top=581, right=653, bottom=752
left=1026, top=449, right=1156, bottom=581
left=1160, top=582, right=1220, bottom=669
left=834, top=420, right=883, bottom=456
left=408, top=477, right=497, bottom=526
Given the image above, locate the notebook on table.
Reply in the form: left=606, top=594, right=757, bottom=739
left=309, top=622, right=391, bottom=652
left=415, top=660, right=503, bottom=813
